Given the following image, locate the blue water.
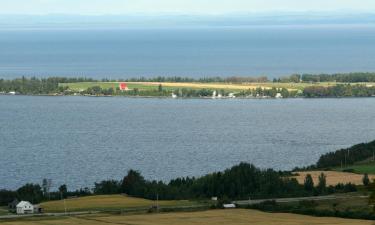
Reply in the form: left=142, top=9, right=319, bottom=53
left=0, top=96, right=374, bottom=190
left=1, top=25, right=375, bottom=79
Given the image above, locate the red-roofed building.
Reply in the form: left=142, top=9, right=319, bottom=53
left=119, top=82, right=129, bottom=91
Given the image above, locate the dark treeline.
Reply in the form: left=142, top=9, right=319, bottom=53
left=96, top=164, right=307, bottom=200
left=0, top=77, right=95, bottom=95
left=0, top=183, right=90, bottom=205
left=125, top=73, right=375, bottom=83
left=295, top=140, right=375, bottom=170
left=93, top=164, right=355, bottom=201
left=122, top=76, right=269, bottom=83
left=302, top=73, right=375, bottom=83
left=1, top=76, right=375, bottom=98
left=316, top=140, right=375, bottom=169
left=0, top=163, right=358, bottom=206
left=277, top=73, right=375, bottom=83
left=303, top=84, right=375, bottom=98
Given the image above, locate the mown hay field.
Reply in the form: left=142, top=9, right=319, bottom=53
left=58, top=81, right=328, bottom=92
left=59, top=81, right=375, bottom=93
left=293, top=171, right=375, bottom=186
left=2, top=209, right=373, bottom=225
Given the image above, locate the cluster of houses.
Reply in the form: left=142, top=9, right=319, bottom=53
left=8, top=199, right=43, bottom=215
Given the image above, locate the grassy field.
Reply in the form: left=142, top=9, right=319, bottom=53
left=40, top=195, right=195, bottom=213
left=312, top=193, right=372, bottom=213
left=59, top=82, right=161, bottom=91
left=293, top=171, right=375, bottom=186
left=59, top=81, right=375, bottom=93
left=0, top=206, right=10, bottom=216
left=334, top=161, right=375, bottom=175
left=2, top=209, right=373, bottom=225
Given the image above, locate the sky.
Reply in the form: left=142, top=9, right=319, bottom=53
left=1, top=0, right=375, bottom=15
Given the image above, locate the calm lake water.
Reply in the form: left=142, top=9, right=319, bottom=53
left=0, top=96, right=374, bottom=190
left=1, top=25, right=375, bottom=79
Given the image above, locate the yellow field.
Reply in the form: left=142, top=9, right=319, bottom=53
left=128, top=82, right=299, bottom=91
left=41, top=195, right=193, bottom=213
left=293, top=171, right=375, bottom=186
left=60, top=81, right=375, bottom=93
left=2, top=209, right=373, bottom=225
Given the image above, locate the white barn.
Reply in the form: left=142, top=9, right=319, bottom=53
left=16, top=201, right=34, bottom=214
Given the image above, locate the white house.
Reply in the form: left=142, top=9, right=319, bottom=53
left=223, top=203, right=236, bottom=209
left=228, top=93, right=236, bottom=98
left=275, top=93, right=283, bottom=98
left=16, top=201, right=34, bottom=214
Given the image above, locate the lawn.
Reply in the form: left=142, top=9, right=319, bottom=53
left=2, top=209, right=373, bottom=225
left=59, top=82, right=159, bottom=91
left=334, top=161, right=375, bottom=175
left=40, top=195, right=196, bottom=213
left=0, top=206, right=10, bottom=216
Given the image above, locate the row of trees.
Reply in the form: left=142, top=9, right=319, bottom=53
left=123, top=76, right=269, bottom=83
left=0, top=183, right=90, bottom=205
left=0, top=77, right=95, bottom=95
left=276, top=73, right=375, bottom=83
left=93, top=163, right=357, bottom=201
left=124, top=73, right=375, bottom=83
left=237, top=87, right=299, bottom=98
left=301, top=73, right=375, bottom=83
left=316, top=140, right=375, bottom=169
left=0, top=163, right=362, bottom=206
left=293, top=140, right=375, bottom=171
left=303, top=84, right=375, bottom=98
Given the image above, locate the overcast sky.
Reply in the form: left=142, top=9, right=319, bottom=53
left=1, top=0, right=375, bottom=15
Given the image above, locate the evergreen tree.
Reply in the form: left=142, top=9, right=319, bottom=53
left=304, top=174, right=314, bottom=192
left=317, top=173, right=327, bottom=194
left=363, top=173, right=370, bottom=186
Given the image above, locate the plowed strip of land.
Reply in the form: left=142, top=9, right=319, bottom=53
left=293, top=171, right=375, bottom=186
left=2, top=209, right=373, bottom=225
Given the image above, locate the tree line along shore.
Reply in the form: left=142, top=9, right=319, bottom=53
left=1, top=140, right=375, bottom=220
left=1, top=73, right=375, bottom=98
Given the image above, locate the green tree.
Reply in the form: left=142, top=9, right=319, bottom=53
left=59, top=184, right=68, bottom=199
left=317, top=173, right=327, bottom=194
left=94, top=180, right=121, bottom=194
left=304, top=174, right=314, bottom=192
left=363, top=174, right=370, bottom=186
left=17, top=184, right=43, bottom=204
left=121, top=170, right=146, bottom=196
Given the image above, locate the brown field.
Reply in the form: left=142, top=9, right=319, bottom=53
left=2, top=209, right=373, bottom=225
left=293, top=171, right=375, bottom=186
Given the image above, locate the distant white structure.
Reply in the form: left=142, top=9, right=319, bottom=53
left=223, top=203, right=236, bottom=209
left=16, top=201, right=34, bottom=214
left=228, top=93, right=236, bottom=98
left=172, top=93, right=177, bottom=98
left=217, top=93, right=222, bottom=99
left=8, top=91, right=16, bottom=95
left=275, top=93, right=283, bottom=98
left=211, top=197, right=218, bottom=201
left=212, top=91, right=217, bottom=99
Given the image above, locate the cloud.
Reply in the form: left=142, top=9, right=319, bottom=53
left=1, top=0, right=375, bottom=15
